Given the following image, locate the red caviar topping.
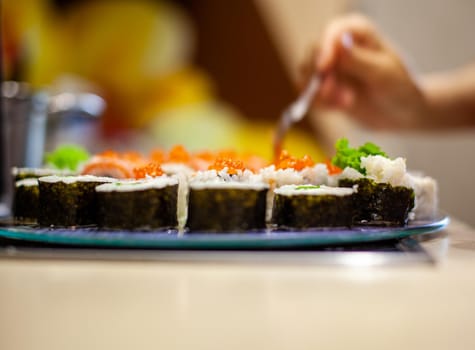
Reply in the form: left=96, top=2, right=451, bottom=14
left=133, top=162, right=164, bottom=179
left=275, top=150, right=314, bottom=171
left=98, top=150, right=119, bottom=158
left=122, top=151, right=145, bottom=162
left=193, top=151, right=216, bottom=162
left=150, top=149, right=166, bottom=163
left=168, top=145, right=191, bottom=163
left=325, top=159, right=342, bottom=175
left=208, top=157, right=245, bottom=175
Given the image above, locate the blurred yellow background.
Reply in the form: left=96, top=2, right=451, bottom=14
left=2, top=0, right=327, bottom=161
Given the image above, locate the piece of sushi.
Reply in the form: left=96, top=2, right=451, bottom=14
left=12, top=178, right=39, bottom=222
left=38, top=175, right=115, bottom=227
left=260, top=163, right=329, bottom=222
left=95, top=177, right=179, bottom=230
left=272, top=185, right=355, bottom=229
left=407, top=173, right=438, bottom=221
left=186, top=169, right=268, bottom=232
left=81, top=151, right=147, bottom=179
left=337, top=155, right=415, bottom=226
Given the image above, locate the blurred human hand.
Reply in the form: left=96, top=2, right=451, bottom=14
left=307, top=14, right=429, bottom=129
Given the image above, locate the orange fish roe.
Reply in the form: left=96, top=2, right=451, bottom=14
left=208, top=157, right=245, bottom=175
left=133, top=162, right=164, bottom=179
left=325, top=159, right=342, bottom=175
left=275, top=150, right=315, bottom=171
left=216, top=149, right=238, bottom=160
left=122, top=151, right=146, bottom=163
left=168, top=145, right=191, bottom=163
left=98, top=150, right=120, bottom=158
left=190, top=150, right=216, bottom=170
left=150, top=149, right=166, bottom=163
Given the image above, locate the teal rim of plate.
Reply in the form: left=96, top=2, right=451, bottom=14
left=0, top=214, right=450, bottom=249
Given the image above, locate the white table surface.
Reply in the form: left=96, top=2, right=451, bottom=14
left=1, top=220, right=474, bottom=350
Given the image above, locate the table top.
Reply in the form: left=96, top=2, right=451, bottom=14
left=0, top=219, right=474, bottom=350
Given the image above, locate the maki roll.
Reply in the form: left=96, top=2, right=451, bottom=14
left=95, top=177, right=179, bottom=230
left=38, top=175, right=115, bottom=227
left=272, top=185, right=355, bottom=229
left=186, top=166, right=268, bottom=232
left=260, top=151, right=329, bottom=222
left=12, top=178, right=39, bottom=222
left=337, top=155, right=415, bottom=226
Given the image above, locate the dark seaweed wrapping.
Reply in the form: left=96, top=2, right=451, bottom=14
left=339, top=178, right=415, bottom=226
left=272, top=193, right=353, bottom=229
left=38, top=180, right=108, bottom=227
left=13, top=182, right=39, bottom=221
left=96, top=184, right=178, bottom=230
left=186, top=187, right=268, bottom=232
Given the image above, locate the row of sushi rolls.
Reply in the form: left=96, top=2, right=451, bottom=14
left=12, top=138, right=438, bottom=232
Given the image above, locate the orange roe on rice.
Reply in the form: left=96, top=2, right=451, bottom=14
left=133, top=162, right=164, bottom=179
left=325, top=159, right=342, bottom=175
left=275, top=150, right=314, bottom=171
left=150, top=149, right=166, bottom=163
left=168, top=145, right=191, bottom=163
left=208, top=157, right=245, bottom=175
left=98, top=150, right=119, bottom=158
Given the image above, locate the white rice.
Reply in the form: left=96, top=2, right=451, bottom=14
left=407, top=173, right=438, bottom=221
left=15, top=178, right=39, bottom=187
left=12, top=167, right=74, bottom=177
left=275, top=184, right=356, bottom=197
left=164, top=169, right=191, bottom=230
left=360, top=155, right=413, bottom=188
left=161, top=163, right=195, bottom=177
left=95, top=176, right=178, bottom=192
left=38, top=175, right=116, bottom=184
left=189, top=168, right=268, bottom=190
left=260, top=165, right=305, bottom=187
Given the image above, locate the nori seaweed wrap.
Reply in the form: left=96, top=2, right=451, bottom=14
left=339, top=178, right=415, bottom=226
left=272, top=185, right=355, bottom=229
left=95, top=178, right=179, bottom=230
left=13, top=178, right=39, bottom=222
left=186, top=183, right=268, bottom=232
left=38, top=175, right=114, bottom=227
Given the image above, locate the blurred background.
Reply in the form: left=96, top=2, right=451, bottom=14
left=2, top=0, right=475, bottom=226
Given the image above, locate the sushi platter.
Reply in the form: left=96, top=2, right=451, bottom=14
left=3, top=139, right=448, bottom=249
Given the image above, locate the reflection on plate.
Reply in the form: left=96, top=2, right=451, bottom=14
left=0, top=213, right=449, bottom=249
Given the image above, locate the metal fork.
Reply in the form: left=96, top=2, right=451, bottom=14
left=273, top=72, right=321, bottom=160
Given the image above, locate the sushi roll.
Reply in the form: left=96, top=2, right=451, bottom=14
left=337, top=155, right=415, bottom=226
left=38, top=175, right=115, bottom=227
left=272, top=185, right=355, bottom=229
left=95, top=177, right=179, bottom=230
left=186, top=168, right=268, bottom=232
left=407, top=173, right=438, bottom=221
left=12, top=178, right=40, bottom=222
left=260, top=151, right=329, bottom=222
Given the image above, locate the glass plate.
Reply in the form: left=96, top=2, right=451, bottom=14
left=0, top=213, right=449, bottom=249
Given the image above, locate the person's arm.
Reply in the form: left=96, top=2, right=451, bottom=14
left=422, top=64, right=475, bottom=129
left=311, top=13, right=475, bottom=130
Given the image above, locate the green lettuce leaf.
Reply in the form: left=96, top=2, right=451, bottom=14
left=331, top=138, right=387, bottom=174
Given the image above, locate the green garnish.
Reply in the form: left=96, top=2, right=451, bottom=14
left=331, top=138, right=387, bottom=174
left=295, top=185, right=321, bottom=190
left=45, top=144, right=90, bottom=171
